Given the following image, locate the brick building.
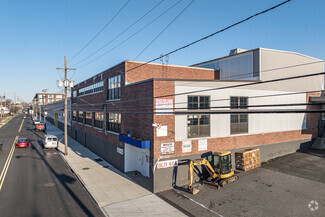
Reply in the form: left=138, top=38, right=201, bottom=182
left=70, top=48, right=324, bottom=192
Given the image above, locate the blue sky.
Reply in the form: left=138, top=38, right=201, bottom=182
left=0, top=0, right=324, bottom=102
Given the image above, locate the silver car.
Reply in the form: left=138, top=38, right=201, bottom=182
left=43, top=135, right=58, bottom=149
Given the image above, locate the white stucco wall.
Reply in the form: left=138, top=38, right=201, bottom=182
left=174, top=84, right=307, bottom=141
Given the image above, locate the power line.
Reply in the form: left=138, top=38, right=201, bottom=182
left=68, top=0, right=131, bottom=63
left=70, top=0, right=165, bottom=67
left=99, top=71, right=324, bottom=106
left=71, top=60, right=324, bottom=108
left=72, top=70, right=324, bottom=111
left=75, top=0, right=183, bottom=69
left=125, top=0, right=292, bottom=73
left=133, top=0, right=195, bottom=60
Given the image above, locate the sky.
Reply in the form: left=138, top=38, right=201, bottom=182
left=0, top=0, right=324, bottom=103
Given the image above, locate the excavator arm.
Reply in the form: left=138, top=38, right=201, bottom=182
left=188, top=159, right=219, bottom=194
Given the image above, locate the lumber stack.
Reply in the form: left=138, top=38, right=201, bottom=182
left=235, top=148, right=261, bottom=171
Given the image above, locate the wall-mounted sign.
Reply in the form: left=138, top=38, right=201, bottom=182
left=157, top=159, right=178, bottom=169
left=117, top=147, right=124, bottom=155
left=161, top=142, right=174, bottom=155
left=198, top=139, right=207, bottom=151
left=157, top=126, right=168, bottom=137
left=182, top=140, right=192, bottom=153
left=156, top=99, right=173, bottom=115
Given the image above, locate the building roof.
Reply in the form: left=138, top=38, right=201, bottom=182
left=191, top=47, right=324, bottom=67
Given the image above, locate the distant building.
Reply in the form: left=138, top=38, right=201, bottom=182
left=44, top=98, right=71, bottom=130
left=69, top=48, right=324, bottom=192
left=0, top=107, right=10, bottom=116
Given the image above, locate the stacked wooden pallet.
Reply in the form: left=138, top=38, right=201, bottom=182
left=235, top=148, right=261, bottom=171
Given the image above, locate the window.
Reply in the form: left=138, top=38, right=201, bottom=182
left=106, top=113, right=121, bottom=133
left=85, top=112, right=92, bottom=126
left=72, top=111, right=77, bottom=121
left=187, top=115, right=210, bottom=138
left=230, top=97, right=248, bottom=134
left=78, top=111, right=84, bottom=123
left=188, top=96, right=210, bottom=109
left=94, top=112, right=103, bottom=129
left=108, top=75, right=121, bottom=100
left=56, top=95, right=63, bottom=99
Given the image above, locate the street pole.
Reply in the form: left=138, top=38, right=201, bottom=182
left=35, top=99, right=38, bottom=119
left=0, top=96, right=2, bottom=124
left=64, top=57, right=68, bottom=156
left=4, top=93, right=6, bottom=118
left=39, top=103, right=41, bottom=122
left=57, top=56, right=75, bottom=156
left=43, top=96, right=46, bottom=125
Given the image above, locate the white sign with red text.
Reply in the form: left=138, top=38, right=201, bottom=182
left=156, top=99, right=173, bottom=115
left=157, top=159, right=178, bottom=169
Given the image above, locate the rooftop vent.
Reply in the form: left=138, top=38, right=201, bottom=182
left=229, top=48, right=247, bottom=56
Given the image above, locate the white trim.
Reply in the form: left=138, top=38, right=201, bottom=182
left=105, top=130, right=120, bottom=135
left=106, top=99, right=121, bottom=102
left=259, top=47, right=324, bottom=61
left=126, top=60, right=213, bottom=71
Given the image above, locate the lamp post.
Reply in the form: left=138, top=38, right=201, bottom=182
left=57, top=56, right=75, bottom=156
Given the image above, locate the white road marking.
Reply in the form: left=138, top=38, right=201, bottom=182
left=176, top=190, right=225, bottom=217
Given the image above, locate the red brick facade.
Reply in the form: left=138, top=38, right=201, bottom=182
left=71, top=61, right=321, bottom=161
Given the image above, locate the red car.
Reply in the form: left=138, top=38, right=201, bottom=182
left=16, top=138, right=29, bottom=148
left=36, top=123, right=45, bottom=132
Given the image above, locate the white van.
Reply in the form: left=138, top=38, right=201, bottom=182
left=43, top=135, right=58, bottom=149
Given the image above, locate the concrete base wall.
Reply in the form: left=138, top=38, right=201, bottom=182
left=70, top=126, right=124, bottom=172
left=152, top=138, right=314, bottom=193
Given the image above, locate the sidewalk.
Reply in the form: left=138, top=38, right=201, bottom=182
left=46, top=122, right=187, bottom=217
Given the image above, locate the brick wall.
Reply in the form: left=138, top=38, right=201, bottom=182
left=125, top=61, right=215, bottom=84
left=153, top=80, right=176, bottom=159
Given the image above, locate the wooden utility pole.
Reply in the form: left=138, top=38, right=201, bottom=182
left=4, top=93, right=6, bottom=118
left=43, top=95, right=46, bottom=125
left=57, top=56, right=75, bottom=156
left=0, top=96, right=2, bottom=124
left=35, top=99, right=38, bottom=119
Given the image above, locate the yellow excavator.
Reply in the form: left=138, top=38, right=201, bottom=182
left=188, top=151, right=239, bottom=195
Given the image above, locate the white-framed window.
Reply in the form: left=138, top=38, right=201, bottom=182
left=107, top=75, right=121, bottom=100
left=106, top=113, right=121, bottom=133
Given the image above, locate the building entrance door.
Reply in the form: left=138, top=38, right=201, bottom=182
left=138, top=150, right=149, bottom=178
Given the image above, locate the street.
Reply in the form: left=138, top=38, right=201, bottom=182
left=157, top=148, right=325, bottom=217
left=0, top=115, right=104, bottom=217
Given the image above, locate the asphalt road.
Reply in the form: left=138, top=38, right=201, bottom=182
left=157, top=148, right=325, bottom=217
left=0, top=115, right=104, bottom=217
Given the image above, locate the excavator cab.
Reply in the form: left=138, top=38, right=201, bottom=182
left=206, top=151, right=233, bottom=177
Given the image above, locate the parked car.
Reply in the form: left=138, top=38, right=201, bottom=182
left=0, top=141, right=2, bottom=151
left=16, top=138, right=29, bottom=148
left=43, top=135, right=58, bottom=149
left=36, top=123, right=45, bottom=132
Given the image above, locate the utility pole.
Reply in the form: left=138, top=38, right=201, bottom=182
left=57, top=56, right=75, bottom=156
left=4, top=93, right=6, bottom=118
left=35, top=99, right=38, bottom=119
left=0, top=96, right=2, bottom=124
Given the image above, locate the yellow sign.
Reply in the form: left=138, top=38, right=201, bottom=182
left=55, top=113, right=58, bottom=127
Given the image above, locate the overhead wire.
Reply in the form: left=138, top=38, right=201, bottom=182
left=70, top=0, right=166, bottom=67
left=75, top=0, right=184, bottom=69
left=125, top=0, right=292, bottom=73
left=133, top=0, right=195, bottom=60
left=68, top=0, right=131, bottom=64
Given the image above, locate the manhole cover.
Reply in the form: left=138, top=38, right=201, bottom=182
left=94, top=158, right=103, bottom=162
left=82, top=167, right=89, bottom=170
left=44, top=183, right=55, bottom=187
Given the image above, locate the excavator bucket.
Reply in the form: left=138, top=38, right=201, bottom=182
left=190, top=187, right=200, bottom=195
